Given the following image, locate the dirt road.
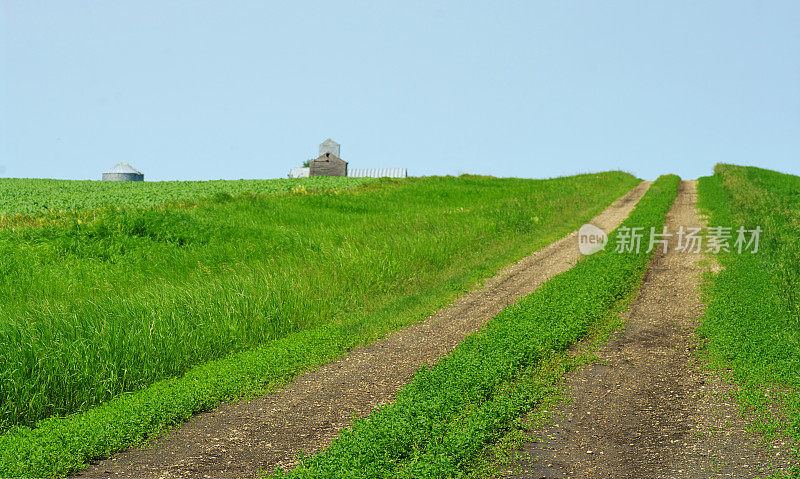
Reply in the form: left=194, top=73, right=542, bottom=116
left=77, top=183, right=650, bottom=479
left=502, top=181, right=796, bottom=478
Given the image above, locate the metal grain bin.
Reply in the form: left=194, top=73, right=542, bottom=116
left=102, top=163, right=144, bottom=181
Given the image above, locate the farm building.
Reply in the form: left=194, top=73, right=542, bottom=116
left=102, top=163, right=144, bottom=181
left=348, top=168, right=407, bottom=178
left=318, top=138, right=340, bottom=157
left=298, top=139, right=406, bottom=178
left=288, top=167, right=310, bottom=178
left=309, top=152, right=348, bottom=177
left=290, top=166, right=407, bottom=179
left=308, top=139, right=347, bottom=177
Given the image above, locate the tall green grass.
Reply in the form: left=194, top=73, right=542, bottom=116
left=697, top=165, right=800, bottom=448
left=0, top=173, right=638, bottom=433
left=280, top=175, right=680, bottom=478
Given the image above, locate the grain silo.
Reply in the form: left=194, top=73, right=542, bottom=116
left=102, top=163, right=144, bottom=181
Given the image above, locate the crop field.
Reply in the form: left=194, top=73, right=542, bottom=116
left=0, top=177, right=374, bottom=216
left=0, top=172, right=641, bottom=477
left=697, top=165, right=800, bottom=445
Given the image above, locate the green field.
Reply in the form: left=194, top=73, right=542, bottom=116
left=4, top=168, right=798, bottom=478
left=0, top=177, right=373, bottom=216
left=697, top=165, right=800, bottom=447
left=0, top=172, right=640, bottom=477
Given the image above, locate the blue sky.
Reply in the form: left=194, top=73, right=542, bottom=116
left=1, top=1, right=798, bottom=181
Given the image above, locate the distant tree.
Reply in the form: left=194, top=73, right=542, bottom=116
left=302, top=159, right=312, bottom=168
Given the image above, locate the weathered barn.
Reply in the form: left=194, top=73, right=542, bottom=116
left=102, top=163, right=144, bottom=181
left=309, top=152, right=348, bottom=177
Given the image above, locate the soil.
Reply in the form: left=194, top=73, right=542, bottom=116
left=500, top=181, right=797, bottom=479
left=75, top=183, right=651, bottom=479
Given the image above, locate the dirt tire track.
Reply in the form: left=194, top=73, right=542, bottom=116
left=502, top=181, right=797, bottom=479
left=76, top=182, right=651, bottom=479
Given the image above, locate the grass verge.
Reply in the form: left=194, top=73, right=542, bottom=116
left=277, top=175, right=680, bottom=478
left=696, top=164, right=800, bottom=476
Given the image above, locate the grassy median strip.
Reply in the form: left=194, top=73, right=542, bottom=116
left=0, top=173, right=639, bottom=478
left=696, top=165, right=800, bottom=472
left=280, top=175, right=680, bottom=479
